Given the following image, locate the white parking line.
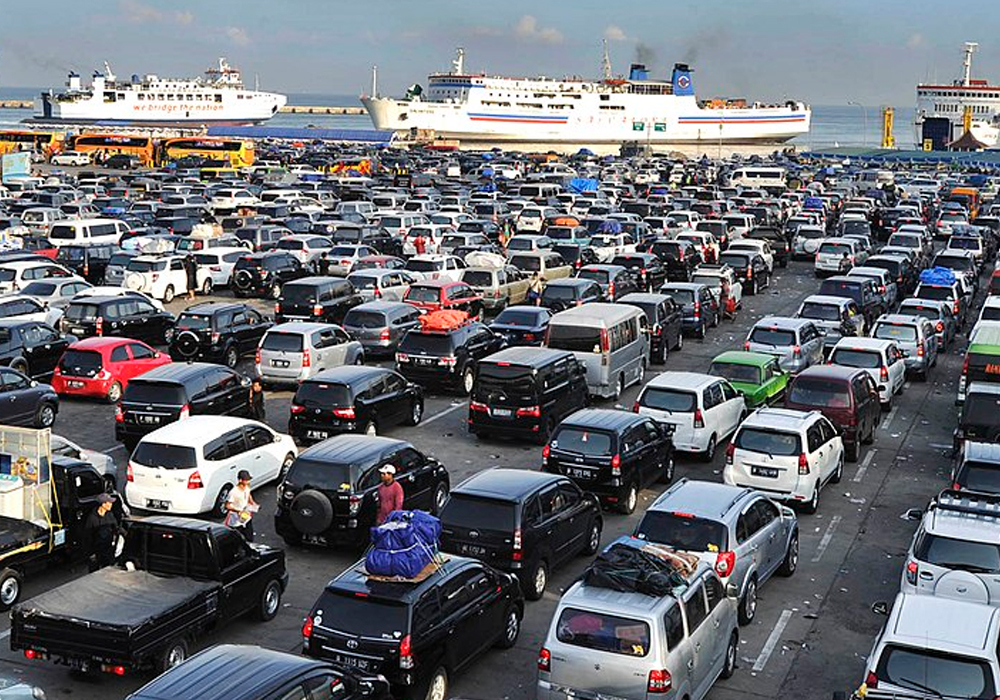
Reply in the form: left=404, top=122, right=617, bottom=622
left=102, top=444, right=125, bottom=455
left=752, top=609, right=793, bottom=672
left=811, top=515, right=843, bottom=563
left=853, top=449, right=876, bottom=483
left=422, top=401, right=468, bottom=426
left=881, top=405, right=898, bottom=432
left=0, top=629, right=9, bottom=641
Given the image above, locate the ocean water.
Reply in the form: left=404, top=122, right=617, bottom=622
left=0, top=87, right=916, bottom=152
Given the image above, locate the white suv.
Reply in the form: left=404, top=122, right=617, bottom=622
left=723, top=407, right=844, bottom=513
left=123, top=254, right=212, bottom=302
left=829, top=337, right=906, bottom=408
left=126, top=415, right=297, bottom=515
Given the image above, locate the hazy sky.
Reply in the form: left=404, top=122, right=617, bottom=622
left=3, top=0, right=999, bottom=106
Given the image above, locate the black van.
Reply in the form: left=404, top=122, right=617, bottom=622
left=619, top=292, right=684, bottom=364
left=468, top=347, right=589, bottom=444
left=61, top=294, right=175, bottom=345
left=114, top=363, right=251, bottom=449
left=276, top=277, right=363, bottom=325
left=439, top=469, right=602, bottom=600
left=54, top=243, right=116, bottom=284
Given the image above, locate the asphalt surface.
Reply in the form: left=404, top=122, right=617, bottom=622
left=0, top=254, right=970, bottom=700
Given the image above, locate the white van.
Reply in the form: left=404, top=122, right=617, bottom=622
left=729, top=167, right=787, bottom=192
left=48, top=218, right=128, bottom=248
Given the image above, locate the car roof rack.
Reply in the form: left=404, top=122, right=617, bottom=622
left=931, top=488, right=1000, bottom=520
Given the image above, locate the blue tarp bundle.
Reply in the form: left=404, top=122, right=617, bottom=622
left=803, top=196, right=824, bottom=210
left=599, top=219, right=622, bottom=234
left=366, top=511, right=441, bottom=579
left=919, top=267, right=957, bottom=286
left=569, top=178, right=599, bottom=194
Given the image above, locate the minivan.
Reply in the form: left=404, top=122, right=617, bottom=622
left=47, top=218, right=128, bottom=248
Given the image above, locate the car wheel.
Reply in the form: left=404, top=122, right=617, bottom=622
left=257, top=579, right=282, bottom=621
left=163, top=285, right=175, bottom=303
left=406, top=399, right=424, bottom=426
left=224, top=345, right=239, bottom=369
left=279, top=453, right=295, bottom=482
left=656, top=341, right=668, bottom=365
left=432, top=482, right=449, bottom=516
left=524, top=559, right=548, bottom=600
left=831, top=454, right=844, bottom=484
left=721, top=631, right=739, bottom=679
left=214, top=484, right=233, bottom=518
left=613, top=373, right=625, bottom=400
left=423, top=667, right=448, bottom=700
left=738, top=576, right=758, bottom=625
left=0, top=568, right=23, bottom=611
left=658, top=449, right=675, bottom=484
left=619, top=481, right=638, bottom=515
left=778, top=530, right=799, bottom=577
left=461, top=366, right=475, bottom=395
left=201, top=278, right=213, bottom=295
left=34, top=403, right=55, bottom=429
left=702, top=434, right=717, bottom=463
left=495, top=605, right=521, bottom=649
left=802, top=481, right=820, bottom=514
left=354, top=354, right=364, bottom=365
left=862, top=420, right=875, bottom=445
left=675, top=332, right=683, bottom=351
left=105, top=381, right=123, bottom=404
left=696, top=322, right=706, bottom=339
left=748, top=279, right=757, bottom=295
left=158, top=638, right=188, bottom=673
left=583, top=519, right=602, bottom=555
left=363, top=420, right=377, bottom=437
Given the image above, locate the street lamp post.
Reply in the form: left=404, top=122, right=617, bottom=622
left=848, top=101, right=869, bottom=148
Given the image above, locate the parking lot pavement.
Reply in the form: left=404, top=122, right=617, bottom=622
left=0, top=259, right=972, bottom=700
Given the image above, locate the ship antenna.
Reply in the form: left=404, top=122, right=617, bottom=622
left=601, top=39, right=613, bottom=81
left=963, top=42, right=978, bottom=86
left=372, top=65, right=378, bottom=97
left=453, top=48, right=465, bottom=75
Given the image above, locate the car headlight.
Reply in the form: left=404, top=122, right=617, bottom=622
left=33, top=688, right=46, bottom=700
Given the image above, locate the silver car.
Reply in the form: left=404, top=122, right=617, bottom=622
left=256, top=322, right=365, bottom=386
left=745, top=316, right=825, bottom=373
left=347, top=269, right=420, bottom=302
left=342, top=301, right=422, bottom=357
left=870, top=313, right=938, bottom=379
left=103, top=251, right=138, bottom=286
left=635, top=478, right=798, bottom=626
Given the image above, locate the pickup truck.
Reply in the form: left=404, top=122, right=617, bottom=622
left=11, top=516, right=288, bottom=674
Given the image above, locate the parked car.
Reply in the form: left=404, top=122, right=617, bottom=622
left=348, top=268, right=420, bottom=303
left=342, top=301, right=422, bottom=357
left=0, top=366, right=58, bottom=428
left=53, top=243, right=116, bottom=284
left=618, top=292, right=684, bottom=364
left=488, top=305, right=552, bottom=346
left=744, top=317, right=825, bottom=374
left=168, top=302, right=271, bottom=368
left=0, top=320, right=71, bottom=379
left=576, top=264, right=639, bottom=302
left=403, top=280, right=483, bottom=317
left=900, top=296, right=958, bottom=352
left=870, top=313, right=939, bottom=381
left=275, top=277, right=363, bottom=325
left=52, top=337, right=171, bottom=403
left=795, top=294, right=865, bottom=354
left=0, top=295, right=62, bottom=328
left=659, top=282, right=719, bottom=339
left=60, top=293, right=174, bottom=345
left=231, top=251, right=309, bottom=299
left=829, top=337, right=906, bottom=408
left=951, top=441, right=1000, bottom=494
left=396, top=316, right=504, bottom=395
left=256, top=322, right=365, bottom=386
left=123, top=254, right=213, bottom=302
left=539, top=278, right=603, bottom=312
left=709, top=351, right=789, bottom=408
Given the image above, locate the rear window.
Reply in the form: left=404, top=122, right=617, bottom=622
left=131, top=442, right=197, bottom=469
left=788, top=378, right=851, bottom=408
left=406, top=260, right=439, bottom=273
left=555, top=608, right=650, bottom=657
left=176, top=314, right=213, bottom=332
left=915, top=530, right=1000, bottom=573
left=510, top=255, right=541, bottom=272
left=578, top=269, right=609, bottom=284
left=550, top=427, right=614, bottom=456
left=876, top=645, right=994, bottom=700
left=294, top=381, right=352, bottom=407
left=956, top=460, right=1000, bottom=494
left=439, top=494, right=515, bottom=531
left=873, top=323, right=917, bottom=342
left=65, top=303, right=100, bottom=321
left=124, top=381, right=185, bottom=405
left=318, top=591, right=409, bottom=638
left=799, top=302, right=840, bottom=321
left=735, top=427, right=801, bottom=456
left=58, top=349, right=103, bottom=373
left=547, top=325, right=601, bottom=353
left=462, top=270, right=494, bottom=287
left=661, top=288, right=694, bottom=305
left=262, top=332, right=304, bottom=352
left=344, top=310, right=387, bottom=328
left=963, top=392, right=1000, bottom=420
left=21, top=282, right=56, bottom=296
left=281, top=285, right=318, bottom=304
left=982, top=308, right=1000, bottom=322
left=285, top=457, right=353, bottom=491
left=494, top=309, right=542, bottom=326
left=406, top=286, right=441, bottom=303
left=818, top=243, right=851, bottom=255
left=542, top=285, right=578, bottom=301
left=749, top=327, right=796, bottom=347
left=819, top=281, right=861, bottom=301
left=635, top=511, right=729, bottom=551
left=398, top=332, right=454, bottom=355
left=831, top=348, right=882, bottom=370
left=917, top=286, right=953, bottom=302
left=719, top=253, right=750, bottom=268
left=710, top=361, right=760, bottom=384
left=640, top=387, right=696, bottom=412
left=475, top=364, right=537, bottom=400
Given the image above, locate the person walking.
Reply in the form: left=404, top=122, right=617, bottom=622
left=83, top=493, right=122, bottom=572
left=413, top=232, right=427, bottom=256
left=225, top=470, right=258, bottom=542
left=527, top=272, right=544, bottom=306
left=248, top=378, right=266, bottom=421
left=316, top=251, right=330, bottom=276
left=376, top=464, right=404, bottom=525
left=184, top=253, right=199, bottom=301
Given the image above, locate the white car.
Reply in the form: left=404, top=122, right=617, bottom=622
left=723, top=213, right=756, bottom=239
left=50, top=151, right=91, bottom=167
left=690, top=264, right=743, bottom=310
left=209, top=188, right=258, bottom=212
left=404, top=254, right=466, bottom=283
left=126, top=416, right=297, bottom=515
left=19, top=277, right=91, bottom=310
left=0, top=260, right=74, bottom=294
left=829, top=337, right=906, bottom=408
left=347, top=269, right=420, bottom=302
left=516, top=206, right=558, bottom=233
left=402, top=224, right=453, bottom=256
left=728, top=239, right=774, bottom=273
left=327, top=244, right=381, bottom=277
left=194, top=247, right=246, bottom=287
left=723, top=407, right=844, bottom=513
left=635, top=371, right=746, bottom=460
left=589, top=232, right=637, bottom=262
left=0, top=294, right=64, bottom=327
left=275, top=234, right=334, bottom=268
left=676, top=231, right=721, bottom=264
left=123, top=254, right=213, bottom=302
left=814, top=237, right=862, bottom=276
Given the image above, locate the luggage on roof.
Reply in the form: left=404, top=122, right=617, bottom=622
left=581, top=537, right=699, bottom=597
left=418, top=309, right=469, bottom=331
left=919, top=266, right=957, bottom=286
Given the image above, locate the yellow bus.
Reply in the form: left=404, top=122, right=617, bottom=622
left=0, top=130, right=64, bottom=156
left=69, top=133, right=155, bottom=166
left=161, top=137, right=255, bottom=168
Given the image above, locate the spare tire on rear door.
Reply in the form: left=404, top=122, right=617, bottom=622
left=173, top=330, right=201, bottom=358
left=233, top=269, right=253, bottom=290
left=290, top=489, right=334, bottom=535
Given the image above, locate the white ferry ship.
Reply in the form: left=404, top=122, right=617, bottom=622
left=362, top=49, right=810, bottom=146
left=915, top=42, right=1000, bottom=149
left=33, top=58, right=286, bottom=125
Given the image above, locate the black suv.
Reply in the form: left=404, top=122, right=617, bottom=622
left=115, top=363, right=251, bottom=449
left=276, top=277, right=364, bottom=325
left=169, top=302, right=273, bottom=368
left=610, top=252, right=667, bottom=292
left=0, top=320, right=72, bottom=379
left=551, top=243, right=600, bottom=271
left=718, top=249, right=770, bottom=295
left=396, top=320, right=505, bottom=395
left=649, top=239, right=702, bottom=282
left=54, top=243, right=116, bottom=284
left=289, top=366, right=424, bottom=443
left=303, top=556, right=522, bottom=700
left=539, top=278, right=603, bottom=312
left=619, top=292, right=684, bottom=364
left=274, top=435, right=451, bottom=548
left=232, top=251, right=308, bottom=299
left=576, top=264, right=639, bottom=302
left=469, top=347, right=589, bottom=444
left=61, top=294, right=175, bottom=345
left=746, top=227, right=790, bottom=268
left=543, top=408, right=675, bottom=514
left=439, top=469, right=602, bottom=600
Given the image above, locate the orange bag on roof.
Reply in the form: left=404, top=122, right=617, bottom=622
left=419, top=309, right=468, bottom=331
left=552, top=216, right=581, bottom=227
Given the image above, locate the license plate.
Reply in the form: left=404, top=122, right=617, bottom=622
left=137, top=414, right=160, bottom=425
left=416, top=357, right=434, bottom=366
left=459, top=543, right=487, bottom=556
left=568, top=467, right=593, bottom=479
left=307, top=430, right=329, bottom=440
left=330, top=654, right=370, bottom=671
left=71, top=326, right=86, bottom=335
left=271, top=359, right=290, bottom=368
left=491, top=408, right=512, bottom=418
left=67, top=380, right=85, bottom=388
left=304, top=534, right=328, bottom=545
left=751, top=465, right=780, bottom=478
left=146, top=499, right=171, bottom=510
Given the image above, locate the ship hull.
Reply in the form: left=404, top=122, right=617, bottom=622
left=34, top=91, right=285, bottom=126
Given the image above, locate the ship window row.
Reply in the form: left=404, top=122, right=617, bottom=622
left=136, top=93, right=225, bottom=102
left=931, top=91, right=1000, bottom=99
left=935, top=103, right=995, bottom=114
left=599, top=104, right=625, bottom=111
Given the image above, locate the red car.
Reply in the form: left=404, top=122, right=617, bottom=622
left=51, top=337, right=172, bottom=403
left=403, top=280, right=483, bottom=317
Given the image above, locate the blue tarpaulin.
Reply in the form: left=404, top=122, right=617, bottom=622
left=569, top=178, right=599, bottom=193
left=803, top=196, right=824, bottom=210
left=206, top=125, right=394, bottom=144
left=919, top=267, right=957, bottom=286
left=599, top=220, right=622, bottom=234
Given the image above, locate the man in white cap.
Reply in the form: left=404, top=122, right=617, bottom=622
left=376, top=464, right=404, bottom=525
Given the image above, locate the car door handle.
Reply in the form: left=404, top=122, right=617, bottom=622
left=687, top=660, right=695, bottom=671
left=694, top=642, right=701, bottom=652
left=713, top=619, right=721, bottom=629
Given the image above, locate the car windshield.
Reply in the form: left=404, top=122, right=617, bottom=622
left=831, top=348, right=882, bottom=369
left=294, top=381, right=351, bottom=408
left=556, top=608, right=650, bottom=658
left=541, top=285, right=579, bottom=301
left=640, top=387, right=696, bottom=412
left=56, top=247, right=85, bottom=261
left=788, top=378, right=851, bottom=408
left=176, top=314, right=213, bottom=331
left=819, top=243, right=852, bottom=256
left=127, top=260, right=163, bottom=273
left=799, top=302, right=840, bottom=321
left=719, top=253, right=750, bottom=268
left=262, top=332, right=304, bottom=352
left=949, top=238, right=981, bottom=251
left=735, top=428, right=801, bottom=456
left=578, top=269, right=609, bottom=284
left=915, top=531, right=1000, bottom=574
left=956, top=460, right=1000, bottom=494
left=963, top=393, right=1000, bottom=423
left=439, top=495, right=515, bottom=531
left=710, top=362, right=761, bottom=384
left=635, top=511, right=729, bottom=551
left=873, top=324, right=917, bottom=342
left=749, top=327, right=795, bottom=347
left=398, top=332, right=454, bottom=355
left=878, top=645, right=993, bottom=700
left=131, top=442, right=197, bottom=469
left=691, top=274, right=719, bottom=288
left=510, top=256, right=542, bottom=272
left=506, top=238, right=534, bottom=251
left=546, top=324, right=601, bottom=353
left=109, top=254, right=134, bottom=266
left=550, top=427, right=613, bottom=456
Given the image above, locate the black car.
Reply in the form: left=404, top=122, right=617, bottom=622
left=169, top=302, right=272, bottom=368
left=439, top=469, right=602, bottom=600
left=543, top=408, right=675, bottom=514
left=648, top=239, right=701, bottom=281
left=232, top=251, right=309, bottom=299
left=0, top=366, right=58, bottom=428
left=539, top=278, right=603, bottom=313
left=575, top=264, right=639, bottom=302
left=718, top=250, right=770, bottom=295
left=618, top=292, right=684, bottom=364
left=610, top=252, right=667, bottom=292
left=61, top=294, right=175, bottom=345
left=289, top=366, right=424, bottom=443
left=819, top=276, right=885, bottom=327
left=276, top=277, right=364, bottom=325
left=551, top=243, right=600, bottom=271
left=321, top=222, right=403, bottom=257
left=53, top=243, right=116, bottom=284
left=274, top=435, right=451, bottom=548
left=746, top=227, right=790, bottom=268
left=103, top=153, right=141, bottom=170
left=488, top=305, right=552, bottom=346
left=303, top=555, right=522, bottom=700
left=0, top=320, right=72, bottom=379
left=234, top=225, right=289, bottom=252
left=866, top=254, right=918, bottom=295
left=115, top=363, right=251, bottom=449
left=396, top=319, right=505, bottom=395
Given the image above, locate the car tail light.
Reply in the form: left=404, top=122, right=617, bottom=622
left=916, top=341, right=924, bottom=357
left=880, top=366, right=889, bottom=382
left=313, top=304, right=323, bottom=316
left=608, top=281, right=616, bottom=298
left=513, top=528, right=523, bottom=561
left=24, top=649, right=39, bottom=660
left=524, top=332, right=536, bottom=341
left=963, top=355, right=969, bottom=376
left=470, top=399, right=489, bottom=413
left=744, top=341, right=750, bottom=351
left=95, top=316, right=103, bottom=335
left=516, top=405, right=541, bottom=418
left=542, top=444, right=550, bottom=460
left=274, top=302, right=281, bottom=314
left=611, top=453, right=621, bottom=476
left=302, top=348, right=311, bottom=368
left=302, top=615, right=314, bottom=639
left=693, top=301, right=701, bottom=319
left=726, top=442, right=735, bottom=465
left=792, top=344, right=801, bottom=357
left=179, top=403, right=190, bottom=420
left=115, top=404, right=124, bottom=423
left=715, top=551, right=736, bottom=578
left=255, top=348, right=261, bottom=365
left=348, top=494, right=362, bottom=516
left=537, top=647, right=551, bottom=672
left=397, top=352, right=410, bottom=363
left=290, top=404, right=306, bottom=414
left=954, top=299, right=961, bottom=314
left=905, top=560, right=918, bottom=585
left=332, top=407, right=356, bottom=419
left=378, top=327, right=391, bottom=341
left=798, top=452, right=809, bottom=475
left=694, top=408, right=705, bottom=429
left=865, top=671, right=878, bottom=689
left=747, top=264, right=753, bottom=278
left=647, top=669, right=672, bottom=694
left=373, top=286, right=382, bottom=299
left=210, top=332, right=220, bottom=345
left=439, top=355, right=458, bottom=367
left=102, top=664, right=126, bottom=676
left=632, top=401, right=640, bottom=413
left=126, top=462, right=134, bottom=482
left=600, top=327, right=610, bottom=353
left=187, top=471, right=203, bottom=489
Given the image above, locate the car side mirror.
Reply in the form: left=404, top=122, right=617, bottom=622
left=241, top=376, right=251, bottom=387
left=871, top=600, right=889, bottom=616
left=30, top=380, right=37, bottom=388
left=904, top=507, right=924, bottom=521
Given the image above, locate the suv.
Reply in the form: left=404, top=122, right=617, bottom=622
left=648, top=238, right=700, bottom=281
left=303, top=555, right=522, bottom=700
left=115, top=363, right=251, bottom=450
left=288, top=366, right=423, bottom=443
left=785, top=365, right=880, bottom=462
left=539, top=278, right=603, bottom=313
left=343, top=301, right=422, bottom=357
left=0, top=320, right=72, bottom=379
left=819, top=275, right=885, bottom=328
left=543, top=409, right=675, bottom=514
left=618, top=293, right=684, bottom=365
left=610, top=253, right=666, bottom=292
left=795, top=294, right=865, bottom=353
left=61, top=294, right=175, bottom=345
left=659, top=282, right=719, bottom=339
left=274, top=435, right=450, bottom=548
left=169, top=302, right=272, bottom=368
left=576, top=264, right=639, bottom=302
left=745, top=317, right=825, bottom=374
left=257, top=322, right=364, bottom=386
left=636, top=478, right=799, bottom=624
left=396, top=317, right=505, bottom=395
left=275, top=277, right=363, bottom=325
left=469, top=347, right=589, bottom=444
left=441, top=468, right=603, bottom=602
left=829, top=337, right=906, bottom=408
left=871, top=313, right=939, bottom=381
left=123, top=254, right=213, bottom=302
left=232, top=251, right=308, bottom=299
left=53, top=243, right=116, bottom=284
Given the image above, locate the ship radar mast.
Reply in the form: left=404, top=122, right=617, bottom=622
left=452, top=48, right=465, bottom=75
left=601, top=39, right=613, bottom=81
left=103, top=61, right=116, bottom=81
left=962, top=42, right=979, bottom=86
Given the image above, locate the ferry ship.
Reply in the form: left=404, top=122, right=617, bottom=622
left=362, top=49, right=810, bottom=146
left=915, top=42, right=1000, bottom=149
left=33, top=58, right=286, bottom=125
